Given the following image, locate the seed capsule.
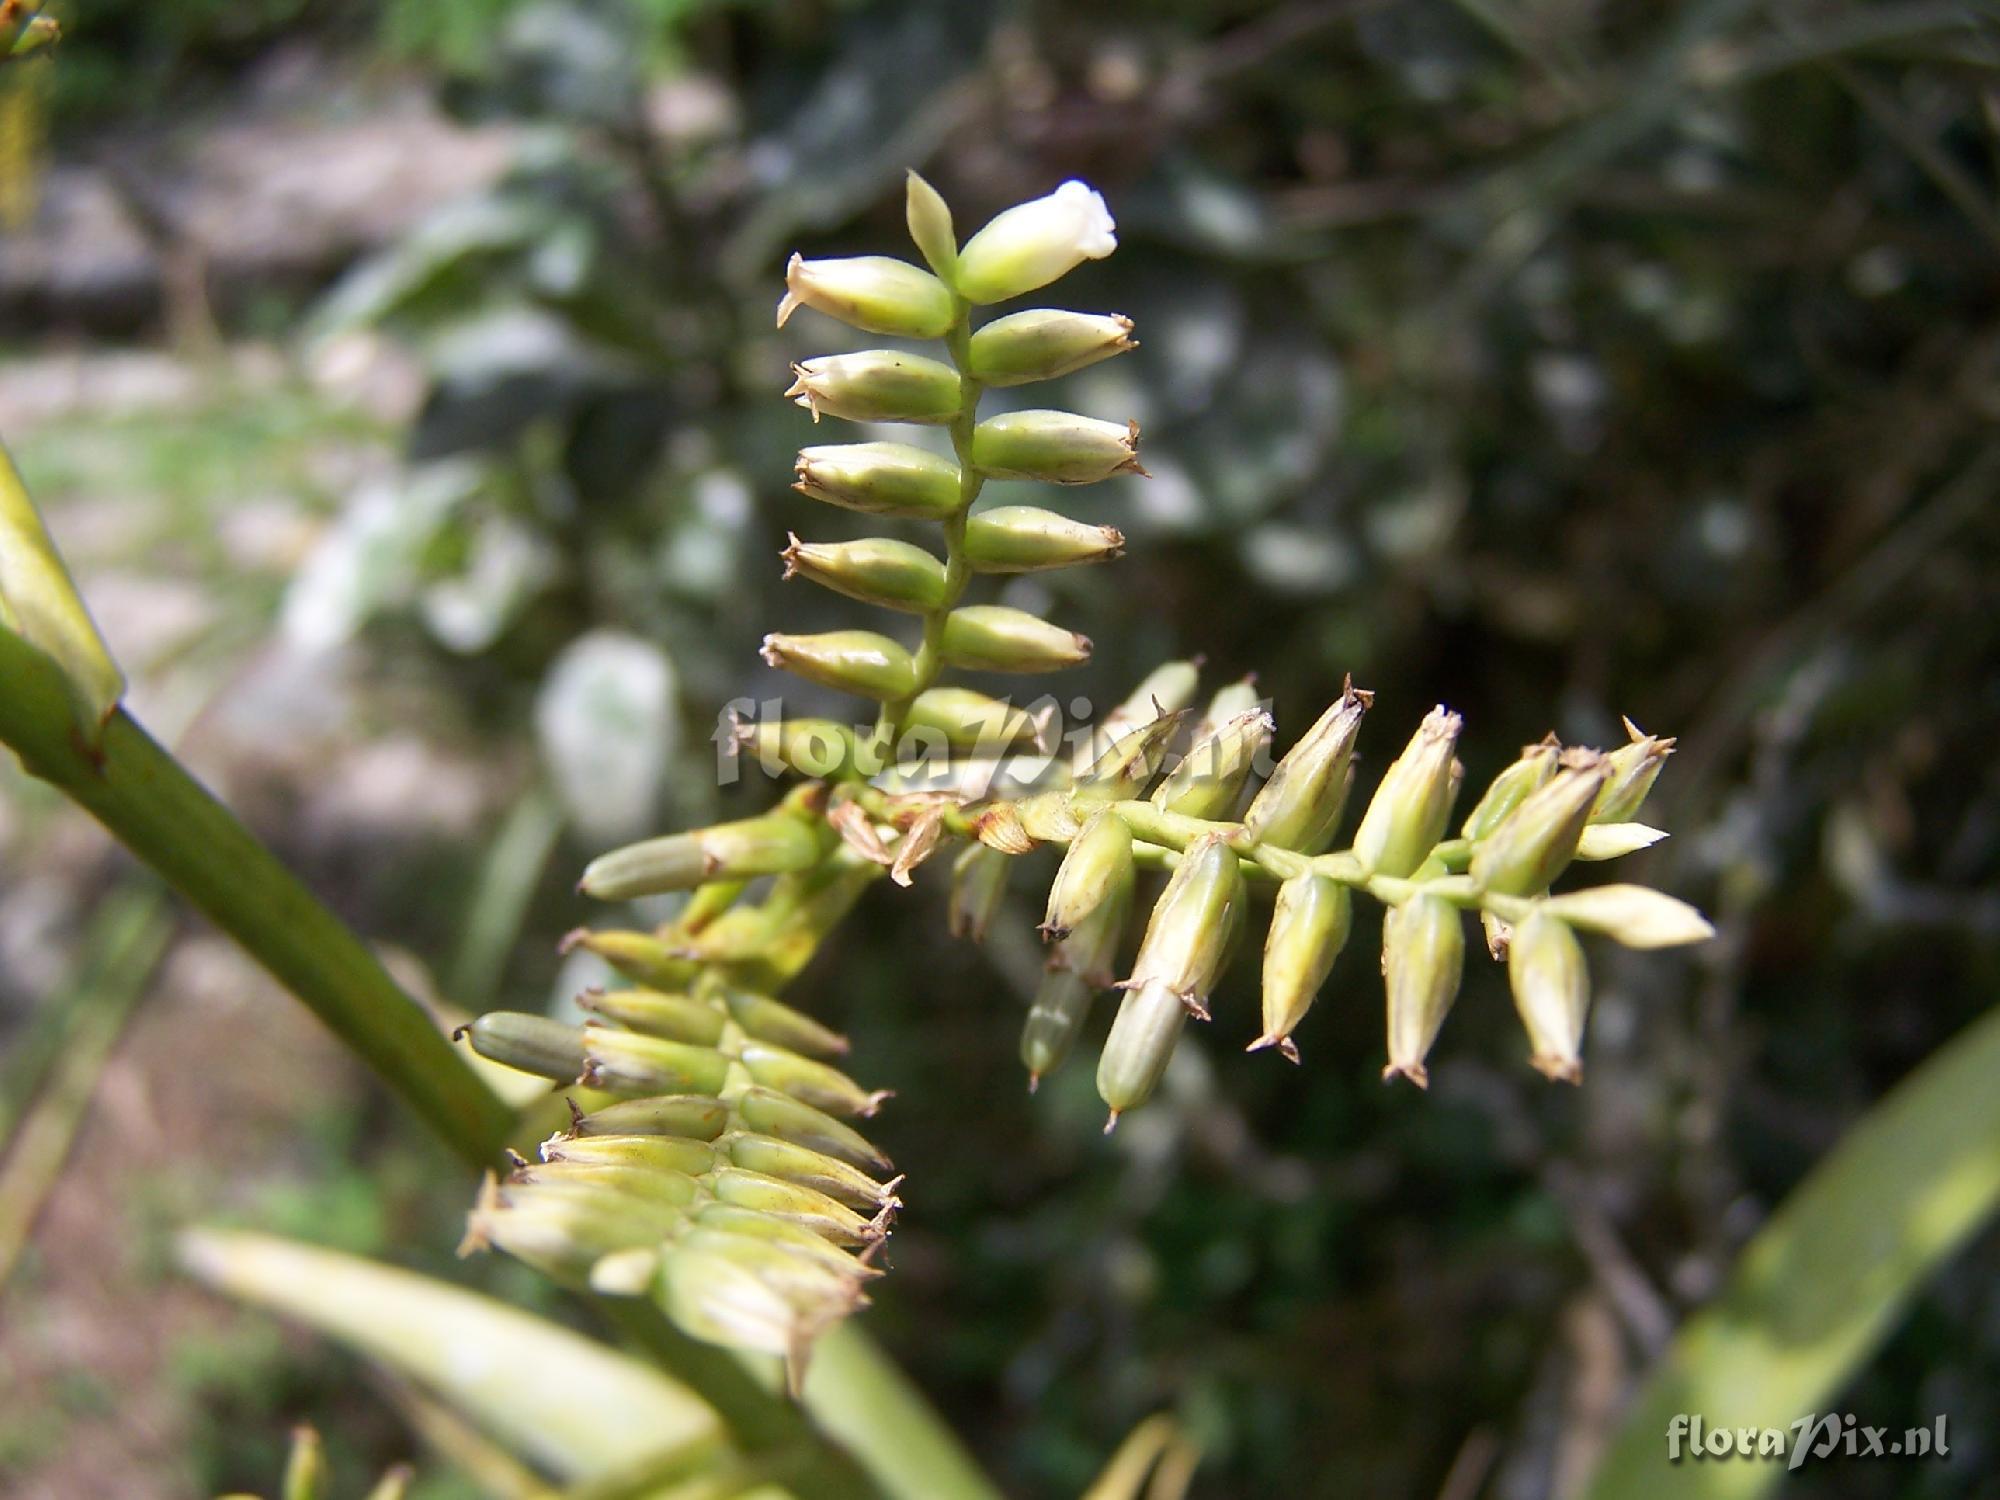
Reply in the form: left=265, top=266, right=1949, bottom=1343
left=1055, top=865, right=1133, bottom=988
left=1243, top=682, right=1371, bottom=852
left=735, top=715, right=863, bottom=781
left=724, top=1135, right=898, bottom=1211
left=1382, top=892, right=1465, bottom=1088
left=575, top=988, right=728, bottom=1047
left=712, top=1169, right=881, bottom=1246
left=1044, top=808, right=1135, bottom=938
left=1252, top=873, right=1352, bottom=1060
left=967, top=310, right=1136, bottom=386
left=1539, top=884, right=1714, bottom=948
left=963, top=505, right=1125, bottom=573
left=1461, top=737, right=1560, bottom=842
left=1468, top=748, right=1610, bottom=897
left=734, top=1086, right=894, bottom=1173
left=970, top=411, right=1144, bottom=485
left=1508, top=910, right=1590, bottom=1083
left=560, top=928, right=700, bottom=990
left=716, top=983, right=850, bottom=1059
left=581, top=812, right=831, bottom=900
left=1126, top=833, right=1244, bottom=1021
left=786, top=351, right=963, bottom=426
left=570, top=1095, right=731, bottom=1140
left=661, top=1244, right=813, bottom=1369
left=515, top=1161, right=701, bottom=1209
left=1150, top=709, right=1273, bottom=821
left=1070, top=709, right=1188, bottom=806
left=1020, top=967, right=1094, bottom=1085
left=939, top=605, right=1091, bottom=673
left=1096, top=978, right=1189, bottom=1124
left=760, top=630, right=920, bottom=702
left=781, top=533, right=948, bottom=613
left=905, top=170, right=958, bottom=280
left=947, top=842, right=1011, bottom=942
left=541, top=1133, right=718, bottom=1176
left=954, top=180, right=1118, bottom=304
left=693, top=1203, right=884, bottom=1276
left=1190, top=676, right=1261, bottom=745
left=462, top=1173, right=681, bottom=1281
left=579, top=1025, right=732, bottom=1096
left=738, top=1041, right=889, bottom=1119
left=906, top=687, right=1050, bottom=752
left=1352, top=706, right=1464, bottom=878
left=462, top=1011, right=586, bottom=1083
left=794, top=442, right=962, bottom=519
left=1590, top=719, right=1676, bottom=824
left=676, top=1229, right=871, bottom=1313
left=776, top=253, right=956, bottom=338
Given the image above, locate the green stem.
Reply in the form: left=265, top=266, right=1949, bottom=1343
left=0, top=626, right=514, bottom=1166
left=875, top=297, right=985, bottom=747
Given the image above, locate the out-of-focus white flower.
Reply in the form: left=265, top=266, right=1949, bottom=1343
left=954, top=181, right=1117, bottom=304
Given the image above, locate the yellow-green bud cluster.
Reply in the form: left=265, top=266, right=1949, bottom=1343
left=460, top=966, right=896, bottom=1389
left=772, top=172, right=1139, bottom=721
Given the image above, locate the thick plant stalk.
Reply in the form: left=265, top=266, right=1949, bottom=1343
left=0, top=625, right=514, bottom=1165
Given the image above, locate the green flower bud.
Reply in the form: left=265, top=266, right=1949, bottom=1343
left=1382, top=892, right=1465, bottom=1088
left=1020, top=967, right=1094, bottom=1087
left=560, top=927, right=699, bottom=990
left=760, top=629, right=920, bottom=701
left=1243, top=682, right=1371, bottom=852
left=716, top=983, right=850, bottom=1059
left=1252, top=873, right=1352, bottom=1060
left=515, top=1160, right=701, bottom=1209
left=1190, top=676, right=1261, bottom=744
left=712, top=1169, right=883, bottom=1246
left=575, top=988, right=728, bottom=1047
left=1351, top=706, right=1464, bottom=878
left=541, top=1133, right=718, bottom=1177
left=1539, top=883, right=1714, bottom=948
left=947, top=842, right=1011, bottom=941
left=1126, top=833, right=1244, bottom=1021
left=970, top=410, right=1144, bottom=484
left=693, top=1202, right=884, bottom=1276
left=955, top=180, right=1118, bottom=304
left=580, top=1025, right=733, bottom=1096
left=1070, top=708, right=1188, bottom=805
left=463, top=1173, right=680, bottom=1282
left=734, top=1086, right=894, bottom=1173
left=1590, top=718, right=1676, bottom=824
left=1076, top=660, right=1201, bottom=774
left=581, top=810, right=832, bottom=900
left=967, top=309, right=1136, bottom=386
left=734, top=714, right=863, bottom=781
left=904, top=170, right=958, bottom=281
left=1150, top=708, right=1273, bottom=821
left=939, top=604, right=1091, bottom=673
left=1096, top=978, right=1189, bottom=1124
left=781, top=533, right=947, bottom=613
left=906, top=686, right=1050, bottom=752
left=738, top=1040, right=890, bottom=1119
left=677, top=1228, right=871, bottom=1313
left=724, top=1135, right=899, bottom=1211
left=1043, top=808, right=1136, bottom=937
left=1507, top=910, right=1590, bottom=1083
left=461, top=1011, right=586, bottom=1082
left=776, top=253, right=956, bottom=338
left=1461, top=737, right=1560, bottom=841
left=786, top=351, right=962, bottom=426
left=570, top=1095, right=731, bottom=1140
left=1053, top=868, right=1131, bottom=986
left=661, top=1244, right=815, bottom=1371
left=283, top=1425, right=329, bottom=1500
left=794, top=442, right=962, bottom=519
left=1469, top=748, right=1610, bottom=897
left=963, top=504, right=1125, bottom=573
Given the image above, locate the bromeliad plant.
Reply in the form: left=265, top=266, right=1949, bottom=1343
left=455, top=173, right=1715, bottom=1376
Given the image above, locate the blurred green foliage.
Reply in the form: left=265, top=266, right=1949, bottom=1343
left=9, top=0, right=2000, bottom=1496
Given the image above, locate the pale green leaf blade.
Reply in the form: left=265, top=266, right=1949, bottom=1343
left=1583, top=1002, right=2000, bottom=1500
left=179, top=1229, right=727, bottom=1483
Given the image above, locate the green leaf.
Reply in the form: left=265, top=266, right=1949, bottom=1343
left=179, top=1228, right=728, bottom=1484
left=1583, top=1001, right=2000, bottom=1500
left=0, top=440, right=125, bottom=742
